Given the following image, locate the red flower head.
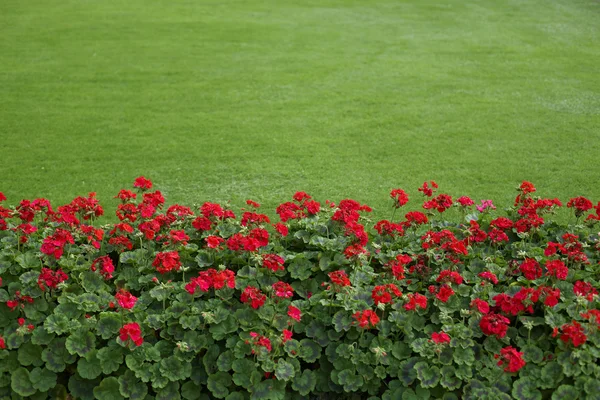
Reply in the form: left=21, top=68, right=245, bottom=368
left=545, top=260, right=568, bottom=280
left=246, top=199, right=261, bottom=208
left=573, top=281, right=598, bottom=302
left=152, top=251, right=181, bottom=274
left=418, top=181, right=438, bottom=197
left=558, top=321, right=587, bottom=347
left=119, top=322, right=143, bottom=346
left=404, top=293, right=427, bottom=311
left=205, top=236, right=225, bottom=249
left=343, top=244, right=369, bottom=259
left=282, top=329, right=293, bottom=343
left=0, top=192, right=5, bottom=202
left=37, top=268, right=68, bottom=291
left=293, top=192, right=312, bottom=202
left=328, top=270, right=351, bottom=287
left=352, top=309, right=379, bottom=329
left=387, top=254, right=412, bottom=280
left=115, top=189, right=137, bottom=202
left=567, top=196, right=593, bottom=217
left=478, top=271, right=499, bottom=285
left=457, top=196, right=474, bottom=207
left=288, top=305, right=302, bottom=322
left=192, top=216, right=212, bottom=231
left=431, top=331, right=451, bottom=344
left=390, top=189, right=409, bottom=208
left=166, top=230, right=189, bottom=246
left=519, top=258, right=542, bottom=280
left=437, top=270, right=464, bottom=285
left=0, top=336, right=5, bottom=349
left=241, top=286, right=266, bottom=309
left=115, top=289, right=137, bottom=310
left=272, top=281, right=294, bottom=298
left=404, top=211, right=429, bottom=226
left=262, top=254, right=285, bottom=272
left=133, top=176, right=153, bottom=190
left=249, top=332, right=272, bottom=353
left=470, top=298, right=490, bottom=314
left=480, top=313, right=510, bottom=338
left=40, top=229, right=75, bottom=259
left=372, top=284, right=402, bottom=306
left=273, top=223, right=289, bottom=237
left=496, top=346, right=526, bottom=373
left=435, top=285, right=455, bottom=303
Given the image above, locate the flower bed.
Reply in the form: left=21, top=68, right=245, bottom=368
left=0, top=179, right=599, bottom=400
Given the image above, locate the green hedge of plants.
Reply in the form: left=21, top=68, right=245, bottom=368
left=0, top=179, right=599, bottom=400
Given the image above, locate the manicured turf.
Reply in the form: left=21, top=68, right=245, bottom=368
left=1, top=0, right=599, bottom=220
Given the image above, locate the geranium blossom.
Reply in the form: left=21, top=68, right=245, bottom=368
left=495, top=346, right=526, bottom=373
left=119, top=322, right=143, bottom=346
left=352, top=309, right=379, bottom=328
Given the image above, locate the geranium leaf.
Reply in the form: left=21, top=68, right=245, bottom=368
left=337, top=369, right=363, bottom=392
left=11, top=367, right=37, bottom=397
left=522, top=345, right=543, bottom=364
left=207, top=371, right=232, bottom=399
left=77, top=351, right=103, bottom=380
left=216, top=350, right=234, bottom=372
left=512, top=378, right=542, bottom=400
left=181, top=381, right=202, bottom=400
left=68, top=373, right=98, bottom=400
left=551, top=385, right=578, bottom=400
left=18, top=341, right=44, bottom=367
left=291, top=369, right=317, bottom=396
left=160, top=356, right=192, bottom=382
left=66, top=329, right=96, bottom=357
left=97, top=345, right=124, bottom=374
left=250, top=379, right=286, bottom=400
left=274, top=359, right=295, bottom=381
left=96, top=312, right=122, bottom=339
left=118, top=370, right=148, bottom=400
left=94, top=377, right=128, bottom=400
left=31, top=326, right=55, bottom=345
left=398, top=357, right=419, bottom=386
left=298, top=339, right=321, bottom=362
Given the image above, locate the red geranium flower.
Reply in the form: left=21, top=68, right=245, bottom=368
left=352, top=309, right=379, bottom=329
left=262, top=254, right=285, bottom=272
left=545, top=260, right=568, bottom=280
left=205, top=236, right=225, bottom=249
left=91, top=256, right=115, bottom=280
left=119, top=322, right=143, bottom=346
left=495, top=346, right=526, bottom=373
left=272, top=281, right=294, bottom=298
left=133, top=176, right=153, bottom=190
left=329, top=270, right=351, bottom=287
left=435, top=285, right=455, bottom=303
left=404, top=293, right=427, bottom=311
left=288, top=305, right=302, bottom=322
left=478, top=271, right=499, bottom=285
left=470, top=299, right=490, bottom=314
left=152, top=251, right=181, bottom=274
left=37, top=268, right=68, bottom=291
left=519, top=258, right=542, bottom=280
left=390, top=189, right=409, bottom=208
left=573, top=281, right=598, bottom=301
left=567, top=196, right=593, bottom=217
left=372, top=284, right=402, bottom=305
left=431, top=331, right=451, bottom=344
left=456, top=196, right=474, bottom=207
left=557, top=321, right=587, bottom=347
left=115, top=289, right=137, bottom=310
left=480, top=313, right=510, bottom=338
left=241, top=286, right=266, bottom=309
left=273, top=223, right=289, bottom=237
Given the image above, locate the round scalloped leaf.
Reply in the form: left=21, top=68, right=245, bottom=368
left=250, top=379, right=286, bottom=400
left=31, top=327, right=55, bottom=345
left=156, top=381, right=181, bottom=400
left=291, top=369, right=316, bottom=396
left=551, top=385, right=578, bottom=400
left=298, top=339, right=321, bottom=363
left=415, top=363, right=440, bottom=389
left=181, top=381, right=202, bottom=400
left=442, top=394, right=459, bottom=400
left=68, top=374, right=97, bottom=400
left=440, top=366, right=461, bottom=390
left=77, top=352, right=102, bottom=380
left=483, top=337, right=503, bottom=354
left=216, top=350, right=234, bottom=372
left=97, top=345, right=124, bottom=375
left=522, top=345, right=543, bottom=364
left=41, top=347, right=68, bottom=373
left=274, top=359, right=295, bottom=381
left=161, top=356, right=192, bottom=382
left=332, top=311, right=352, bottom=332
left=179, top=315, right=201, bottom=330
left=65, top=330, right=96, bottom=357
left=11, top=367, right=36, bottom=397
left=283, top=339, right=300, bottom=357
left=337, top=369, right=363, bottom=392
left=96, top=313, right=122, bottom=339
left=399, top=357, right=419, bottom=386
left=81, top=271, right=108, bottom=292
left=209, top=315, right=238, bottom=340
left=94, top=377, right=122, bottom=400
left=208, top=371, right=232, bottom=399
left=453, top=346, right=475, bottom=366
left=584, top=379, right=600, bottom=397
left=392, top=342, right=412, bottom=360
left=225, top=393, right=245, bottom=400
left=512, top=378, right=542, bottom=400
left=118, top=370, right=148, bottom=399
left=18, top=342, right=44, bottom=367
left=30, top=367, right=57, bottom=393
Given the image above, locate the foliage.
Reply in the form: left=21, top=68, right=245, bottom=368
left=0, top=179, right=599, bottom=399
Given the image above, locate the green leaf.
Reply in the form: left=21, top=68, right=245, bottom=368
left=392, top=342, right=412, bottom=360
left=156, top=381, right=181, bottom=400
left=512, top=378, right=542, bottom=400
left=181, top=381, right=202, bottom=400
left=291, top=369, right=316, bottom=396
left=274, top=359, right=295, bottom=381
left=551, top=385, right=578, bottom=400
left=217, top=350, right=234, bottom=372
left=207, top=371, right=232, bottom=399
left=11, top=367, right=37, bottom=397
left=41, top=339, right=76, bottom=373
left=66, top=329, right=96, bottom=357
left=539, top=361, right=564, bottom=389
left=94, top=377, right=125, bottom=400
left=398, top=357, right=419, bottom=386
left=288, top=258, right=312, bottom=280
left=332, top=311, right=352, bottom=332
left=179, top=315, right=201, bottom=330
left=453, top=346, right=475, bottom=366
left=119, top=370, right=148, bottom=400
left=30, top=367, right=57, bottom=393
left=414, top=362, right=440, bottom=388
left=250, top=379, right=286, bottom=400
left=44, top=313, right=80, bottom=335
left=337, top=369, right=364, bottom=392
left=522, top=345, right=543, bottom=364
left=97, top=345, right=124, bottom=374
left=81, top=271, right=108, bottom=292
left=209, top=315, right=238, bottom=340
left=18, top=341, right=44, bottom=367
left=161, top=356, right=192, bottom=382
left=77, top=351, right=103, bottom=379
left=97, top=312, right=122, bottom=339
left=31, top=327, right=55, bottom=345
left=68, top=373, right=97, bottom=400
left=298, top=339, right=321, bottom=362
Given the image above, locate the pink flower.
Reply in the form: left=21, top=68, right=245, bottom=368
left=476, top=200, right=496, bottom=213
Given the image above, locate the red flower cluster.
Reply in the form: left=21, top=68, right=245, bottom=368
left=480, top=313, right=510, bottom=338
left=390, top=188, right=409, bottom=208
left=431, top=331, right=451, bottom=344
left=418, top=181, right=438, bottom=197
left=573, top=281, right=598, bottom=301
left=456, top=196, right=474, bottom=207
left=249, top=332, right=272, bottom=353
left=545, top=259, right=568, bottom=280
left=471, top=299, right=490, bottom=314
left=434, top=285, right=455, bottom=303
left=436, top=270, right=464, bottom=285
left=421, top=230, right=468, bottom=259
left=495, top=346, right=526, bottom=373
left=119, top=322, right=143, bottom=346
left=554, top=321, right=587, bottom=347
left=275, top=192, right=320, bottom=222
left=133, top=176, right=153, bottom=190
left=545, top=234, right=588, bottom=264
left=403, top=293, right=427, bottom=311
left=287, top=305, right=302, bottom=322
left=372, top=284, right=402, bottom=305
left=404, top=211, right=428, bottom=226
left=6, top=291, right=34, bottom=311
left=115, top=289, right=137, bottom=309
left=519, top=258, right=542, bottom=280
left=37, top=268, right=68, bottom=291
left=205, top=236, right=225, bottom=249
left=272, top=281, right=294, bottom=298
left=0, top=336, right=5, bottom=350
left=152, top=251, right=181, bottom=274
left=262, top=254, right=285, bottom=272
left=40, top=228, right=74, bottom=259
left=423, top=194, right=454, bottom=213
left=478, top=271, right=499, bottom=285
left=352, top=309, right=379, bottom=328
left=226, top=228, right=269, bottom=252
left=387, top=254, right=412, bottom=280
left=241, top=211, right=270, bottom=227
left=185, top=269, right=235, bottom=294
left=241, top=286, right=267, bottom=309
left=374, top=220, right=404, bottom=237
left=567, top=196, right=593, bottom=217
left=329, top=270, right=351, bottom=287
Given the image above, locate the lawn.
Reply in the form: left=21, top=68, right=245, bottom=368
left=1, top=0, right=599, bottom=220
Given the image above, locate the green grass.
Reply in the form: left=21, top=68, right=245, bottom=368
left=1, top=0, right=599, bottom=220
